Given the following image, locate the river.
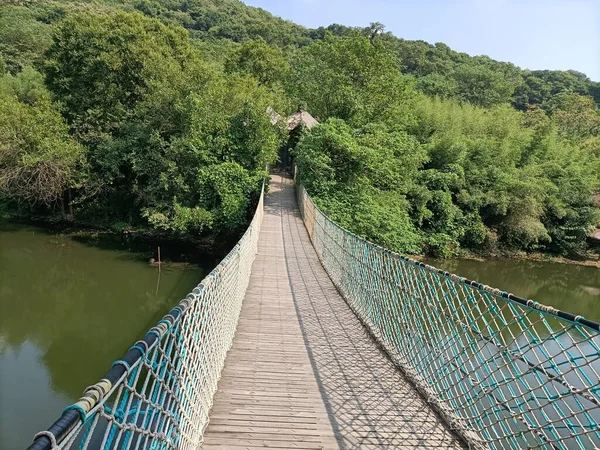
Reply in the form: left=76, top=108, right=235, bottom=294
left=0, top=223, right=218, bottom=450
left=424, top=257, right=600, bottom=323
left=2, top=224, right=599, bottom=450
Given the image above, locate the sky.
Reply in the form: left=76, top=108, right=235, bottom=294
left=243, top=0, right=600, bottom=81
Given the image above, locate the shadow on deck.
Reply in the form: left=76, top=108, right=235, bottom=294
left=202, top=173, right=465, bottom=449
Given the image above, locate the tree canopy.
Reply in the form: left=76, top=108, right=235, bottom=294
left=1, top=0, right=598, bottom=258
left=0, top=5, right=283, bottom=239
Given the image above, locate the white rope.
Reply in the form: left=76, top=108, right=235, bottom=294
left=33, top=186, right=265, bottom=450
left=33, top=432, right=59, bottom=450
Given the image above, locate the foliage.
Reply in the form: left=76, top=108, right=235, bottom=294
left=0, top=6, right=53, bottom=73
left=546, top=93, right=600, bottom=142
left=1, top=0, right=599, bottom=258
left=132, top=0, right=311, bottom=46
left=296, top=93, right=600, bottom=256
left=106, top=67, right=280, bottom=233
left=44, top=11, right=195, bottom=143
left=295, top=119, right=424, bottom=254
left=0, top=69, right=84, bottom=207
left=452, top=62, right=516, bottom=108
left=225, top=38, right=289, bottom=87
left=317, top=23, right=598, bottom=111
left=1, top=6, right=282, bottom=238
left=288, top=34, right=414, bottom=127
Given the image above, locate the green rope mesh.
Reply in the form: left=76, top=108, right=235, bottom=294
left=298, top=185, right=600, bottom=450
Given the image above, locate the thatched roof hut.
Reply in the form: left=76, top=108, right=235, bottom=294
left=286, top=109, right=319, bottom=132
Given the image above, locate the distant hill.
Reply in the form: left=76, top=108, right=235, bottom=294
left=3, top=0, right=598, bottom=110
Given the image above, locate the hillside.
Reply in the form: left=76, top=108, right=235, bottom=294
left=1, top=0, right=599, bottom=258
left=3, top=0, right=599, bottom=109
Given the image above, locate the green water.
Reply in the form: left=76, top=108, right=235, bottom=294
left=0, top=223, right=215, bottom=450
left=2, top=223, right=599, bottom=450
left=424, top=257, right=600, bottom=323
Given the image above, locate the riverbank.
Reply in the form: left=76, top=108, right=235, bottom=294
left=457, top=249, right=600, bottom=269
left=412, top=249, right=600, bottom=269
left=1, top=214, right=240, bottom=265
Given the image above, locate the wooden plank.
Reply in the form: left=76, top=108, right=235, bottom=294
left=208, top=413, right=334, bottom=422
left=200, top=174, right=465, bottom=450
left=202, top=437, right=338, bottom=449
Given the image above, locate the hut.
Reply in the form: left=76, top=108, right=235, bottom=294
left=280, top=107, right=319, bottom=173
left=286, top=109, right=319, bottom=132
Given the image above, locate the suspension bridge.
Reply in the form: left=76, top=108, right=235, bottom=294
left=29, top=173, right=600, bottom=450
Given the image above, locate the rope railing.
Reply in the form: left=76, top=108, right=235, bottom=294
left=28, top=184, right=265, bottom=450
left=297, top=184, right=600, bottom=450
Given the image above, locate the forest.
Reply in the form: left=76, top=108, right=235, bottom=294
left=1, top=0, right=599, bottom=257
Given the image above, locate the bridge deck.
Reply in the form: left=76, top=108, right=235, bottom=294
left=201, top=174, right=465, bottom=449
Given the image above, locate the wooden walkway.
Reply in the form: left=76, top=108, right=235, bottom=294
left=201, top=174, right=465, bottom=449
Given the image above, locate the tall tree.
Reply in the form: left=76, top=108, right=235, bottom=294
left=0, top=7, right=53, bottom=73
left=289, top=34, right=414, bottom=127
left=225, top=38, right=290, bottom=87
left=44, top=11, right=194, bottom=144
left=0, top=71, right=83, bottom=208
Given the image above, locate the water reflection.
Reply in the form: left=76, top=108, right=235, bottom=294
left=0, top=224, right=213, bottom=450
left=424, top=258, right=600, bottom=323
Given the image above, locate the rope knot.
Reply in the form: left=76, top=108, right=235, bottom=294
left=33, top=431, right=59, bottom=450
left=111, top=359, right=131, bottom=373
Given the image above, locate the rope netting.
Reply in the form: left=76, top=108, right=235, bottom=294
left=28, top=186, right=264, bottom=450
left=298, top=185, right=600, bottom=450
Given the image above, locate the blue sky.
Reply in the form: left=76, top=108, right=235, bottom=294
left=243, top=0, right=600, bottom=81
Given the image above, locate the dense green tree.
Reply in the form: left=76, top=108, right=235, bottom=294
left=115, top=69, right=281, bottom=233
left=452, top=63, right=516, bottom=107
left=531, top=70, right=591, bottom=97
left=414, top=73, right=458, bottom=99
left=295, top=119, right=423, bottom=253
left=0, top=71, right=84, bottom=208
left=547, top=93, right=600, bottom=142
left=44, top=11, right=194, bottom=143
left=296, top=93, right=600, bottom=256
left=289, top=35, right=414, bottom=127
left=513, top=70, right=596, bottom=111
left=38, top=9, right=282, bottom=235
left=0, top=7, right=53, bottom=73
left=225, top=38, right=290, bottom=87
left=131, top=0, right=311, bottom=46
left=0, top=66, right=49, bottom=105
left=395, top=40, right=460, bottom=76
